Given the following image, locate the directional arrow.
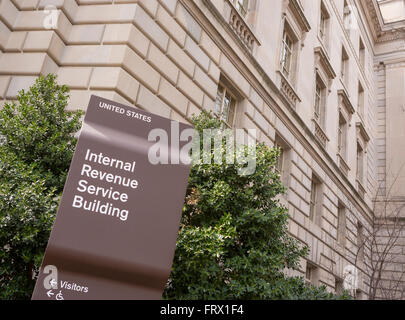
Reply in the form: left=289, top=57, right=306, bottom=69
left=46, top=290, right=54, bottom=298
left=50, top=279, right=57, bottom=288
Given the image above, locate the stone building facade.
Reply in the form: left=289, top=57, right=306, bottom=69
left=0, top=0, right=404, bottom=299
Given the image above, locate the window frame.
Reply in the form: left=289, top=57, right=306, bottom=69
left=341, top=46, right=349, bottom=87
left=309, top=175, right=322, bottom=225
left=314, top=74, right=327, bottom=128
left=337, top=203, right=347, bottom=247
left=343, top=0, right=351, bottom=32
left=319, top=1, right=330, bottom=47
left=335, top=277, right=344, bottom=295
left=357, top=222, right=365, bottom=262
left=358, top=81, right=365, bottom=120
left=338, top=112, right=348, bottom=160
left=356, top=142, right=364, bottom=183
left=280, top=28, right=294, bottom=79
left=275, top=140, right=285, bottom=174
left=359, top=37, right=366, bottom=70
left=274, top=134, right=292, bottom=186
left=214, top=84, right=237, bottom=129
left=319, top=10, right=327, bottom=40
left=305, top=262, right=319, bottom=286
left=309, top=180, right=317, bottom=222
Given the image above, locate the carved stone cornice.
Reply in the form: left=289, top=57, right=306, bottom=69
left=338, top=89, right=355, bottom=115
left=356, top=121, right=371, bottom=142
left=287, top=0, right=311, bottom=33
left=360, top=0, right=405, bottom=43
left=314, top=46, right=336, bottom=80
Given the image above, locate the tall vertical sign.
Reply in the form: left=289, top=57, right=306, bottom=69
left=32, top=95, right=193, bottom=300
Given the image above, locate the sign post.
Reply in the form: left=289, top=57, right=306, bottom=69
left=32, top=95, right=193, bottom=300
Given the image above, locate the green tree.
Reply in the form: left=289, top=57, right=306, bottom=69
left=164, top=111, right=350, bottom=300
left=0, top=74, right=83, bottom=299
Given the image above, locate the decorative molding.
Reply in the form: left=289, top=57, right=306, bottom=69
left=360, top=0, right=405, bottom=43
left=356, top=121, right=371, bottom=142
left=227, top=0, right=261, bottom=52
left=385, top=60, right=405, bottom=69
left=278, top=71, right=301, bottom=108
left=338, top=89, right=355, bottom=115
left=314, top=46, right=337, bottom=80
left=288, top=0, right=311, bottom=33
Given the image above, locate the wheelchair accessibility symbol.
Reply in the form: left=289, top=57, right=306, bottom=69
left=55, top=290, right=64, bottom=300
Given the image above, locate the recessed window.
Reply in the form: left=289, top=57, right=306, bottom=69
left=356, top=289, right=365, bottom=300
left=320, top=12, right=326, bottom=39
left=357, top=222, right=365, bottom=262
left=306, top=263, right=319, bottom=286
left=356, top=142, right=364, bottom=183
left=275, top=140, right=285, bottom=174
left=337, top=203, right=346, bottom=246
left=359, top=38, right=366, bottom=70
left=280, top=27, right=294, bottom=79
left=343, top=0, right=351, bottom=32
left=335, top=278, right=344, bottom=295
left=315, top=82, right=322, bottom=117
left=214, top=84, right=237, bottom=128
left=314, top=75, right=327, bottom=128
left=319, top=2, right=330, bottom=46
left=309, top=175, right=322, bottom=225
left=358, top=82, right=365, bottom=120
left=341, top=46, right=349, bottom=87
left=274, top=134, right=291, bottom=185
left=338, top=113, right=348, bottom=160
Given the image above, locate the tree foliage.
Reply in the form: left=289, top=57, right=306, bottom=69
left=164, top=111, right=351, bottom=300
left=0, top=74, right=83, bottom=299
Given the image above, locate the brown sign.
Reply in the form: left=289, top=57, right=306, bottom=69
left=31, top=95, right=193, bottom=300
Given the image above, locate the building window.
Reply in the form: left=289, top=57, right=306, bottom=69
left=359, top=38, right=365, bottom=70
left=319, top=11, right=326, bottom=39
left=338, top=113, right=348, bottom=160
left=335, top=278, right=344, bottom=295
left=358, top=82, right=365, bottom=120
left=314, top=75, right=326, bottom=127
left=306, top=263, right=319, bottom=286
left=319, top=2, right=330, bottom=46
left=343, top=0, right=351, bottom=32
left=275, top=141, right=285, bottom=174
left=357, top=222, right=365, bottom=262
left=280, top=27, right=294, bottom=79
left=274, top=134, right=291, bottom=185
left=309, top=175, right=322, bottom=225
left=356, top=123, right=369, bottom=195
left=337, top=203, right=346, bottom=246
left=215, top=84, right=237, bottom=128
left=356, top=290, right=365, bottom=300
left=233, top=0, right=249, bottom=18
left=341, top=46, right=349, bottom=87
left=356, top=142, right=364, bottom=183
